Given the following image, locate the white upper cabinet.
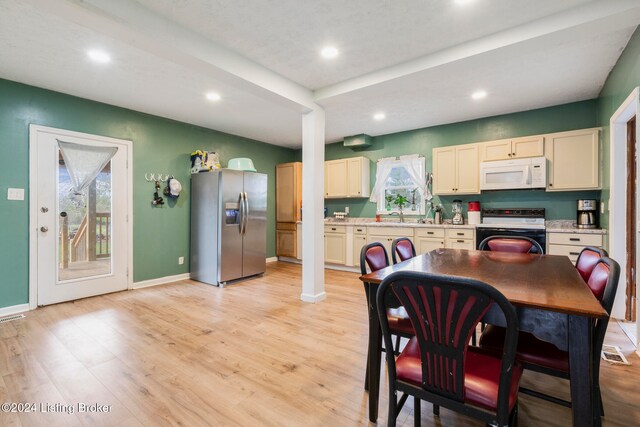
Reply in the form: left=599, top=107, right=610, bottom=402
left=325, top=156, right=370, bottom=198
left=433, top=144, right=480, bottom=195
left=482, top=136, right=544, bottom=161
left=546, top=128, right=600, bottom=191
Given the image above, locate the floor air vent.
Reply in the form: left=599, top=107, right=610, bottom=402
left=602, top=344, right=631, bottom=365
left=0, top=314, right=25, bottom=324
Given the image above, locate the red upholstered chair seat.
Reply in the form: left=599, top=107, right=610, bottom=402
left=386, top=307, right=413, bottom=335
left=479, top=325, right=569, bottom=373
left=487, top=238, right=535, bottom=253
left=396, top=337, right=523, bottom=412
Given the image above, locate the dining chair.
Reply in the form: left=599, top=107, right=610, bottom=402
left=575, top=246, right=608, bottom=282
left=377, top=271, right=522, bottom=427
left=479, top=236, right=544, bottom=254
left=479, top=257, right=620, bottom=417
left=391, top=237, right=416, bottom=264
left=360, top=243, right=414, bottom=389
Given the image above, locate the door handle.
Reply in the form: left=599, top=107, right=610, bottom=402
left=242, top=192, right=249, bottom=235
left=40, top=226, right=48, bottom=232
left=239, top=192, right=245, bottom=235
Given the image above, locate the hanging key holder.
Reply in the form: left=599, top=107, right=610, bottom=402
left=152, top=179, right=164, bottom=206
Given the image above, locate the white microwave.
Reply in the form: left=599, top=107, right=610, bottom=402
left=480, top=156, right=547, bottom=190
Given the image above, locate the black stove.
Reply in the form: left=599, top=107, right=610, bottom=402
left=475, top=208, right=546, bottom=253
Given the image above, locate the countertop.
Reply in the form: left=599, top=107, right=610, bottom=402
left=321, top=218, right=607, bottom=234
left=545, top=220, right=607, bottom=235
left=323, top=218, right=475, bottom=229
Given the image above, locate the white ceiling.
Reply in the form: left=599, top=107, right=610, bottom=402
left=0, top=0, right=639, bottom=148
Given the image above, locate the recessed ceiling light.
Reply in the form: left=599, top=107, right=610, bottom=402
left=373, top=112, right=386, bottom=121
left=454, top=0, right=476, bottom=5
left=205, top=92, right=221, bottom=102
left=321, top=46, right=339, bottom=59
left=86, top=49, right=111, bottom=64
left=471, top=90, right=487, bottom=100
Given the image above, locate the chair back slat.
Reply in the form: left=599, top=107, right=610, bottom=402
left=388, top=275, right=508, bottom=402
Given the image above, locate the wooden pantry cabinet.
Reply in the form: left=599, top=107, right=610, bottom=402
left=276, top=162, right=302, bottom=222
left=432, top=144, right=480, bottom=195
left=324, top=157, right=370, bottom=198
left=276, top=222, right=297, bottom=258
left=482, top=136, right=544, bottom=161
left=276, top=162, right=301, bottom=257
left=545, top=128, right=600, bottom=191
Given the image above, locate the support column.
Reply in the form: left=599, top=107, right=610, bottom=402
left=300, top=108, right=326, bottom=303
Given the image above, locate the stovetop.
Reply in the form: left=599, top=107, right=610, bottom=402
left=478, top=208, right=546, bottom=230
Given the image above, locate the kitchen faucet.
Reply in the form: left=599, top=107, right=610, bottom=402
left=389, top=211, right=404, bottom=223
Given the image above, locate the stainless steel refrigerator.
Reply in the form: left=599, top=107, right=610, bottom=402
left=190, top=170, right=267, bottom=287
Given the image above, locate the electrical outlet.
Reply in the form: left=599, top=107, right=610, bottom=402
left=600, top=202, right=605, bottom=214
left=7, top=188, right=24, bottom=201
left=178, top=256, right=184, bottom=265
left=345, top=206, right=350, bottom=215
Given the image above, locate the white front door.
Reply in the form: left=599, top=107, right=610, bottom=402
left=30, top=125, right=131, bottom=306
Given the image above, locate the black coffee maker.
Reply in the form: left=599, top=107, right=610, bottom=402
left=577, top=199, right=598, bottom=229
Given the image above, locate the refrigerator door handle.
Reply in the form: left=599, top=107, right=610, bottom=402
left=243, top=191, right=249, bottom=235
left=239, top=192, right=245, bottom=235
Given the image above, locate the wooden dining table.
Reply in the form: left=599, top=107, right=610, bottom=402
left=359, top=248, right=608, bottom=427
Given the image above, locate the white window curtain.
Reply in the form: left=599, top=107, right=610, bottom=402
left=58, top=140, right=118, bottom=192
left=399, top=154, right=427, bottom=200
left=370, top=155, right=426, bottom=202
left=369, top=157, right=397, bottom=202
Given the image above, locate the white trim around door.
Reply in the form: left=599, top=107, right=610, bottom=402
left=609, top=87, right=639, bottom=325
left=29, top=125, right=134, bottom=309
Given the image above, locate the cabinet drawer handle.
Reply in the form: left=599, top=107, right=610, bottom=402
left=569, top=237, right=580, bottom=242
left=331, top=227, right=336, bottom=231
left=569, top=252, right=580, bottom=256
left=457, top=240, right=465, bottom=243
left=356, top=228, right=362, bottom=232
left=457, top=232, right=464, bottom=236
left=427, top=231, right=434, bottom=235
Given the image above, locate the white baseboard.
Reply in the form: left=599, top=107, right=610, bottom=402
left=325, top=264, right=360, bottom=273
left=300, top=291, right=327, bottom=303
left=278, top=256, right=301, bottom=264
left=132, top=273, right=191, bottom=289
left=0, top=303, right=31, bottom=317
left=266, top=257, right=279, bottom=263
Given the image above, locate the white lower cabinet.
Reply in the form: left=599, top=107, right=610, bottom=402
left=317, top=223, right=477, bottom=268
left=352, top=226, right=367, bottom=268
left=324, top=225, right=347, bottom=264
left=415, top=228, right=445, bottom=254
left=444, top=228, right=476, bottom=250
left=367, top=227, right=415, bottom=261
left=547, top=232, right=604, bottom=264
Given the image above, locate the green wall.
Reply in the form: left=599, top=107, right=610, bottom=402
left=0, top=78, right=295, bottom=308
left=598, top=27, right=640, bottom=229
left=322, top=100, right=600, bottom=220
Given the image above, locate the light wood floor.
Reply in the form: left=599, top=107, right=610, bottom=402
left=1, top=262, right=638, bottom=426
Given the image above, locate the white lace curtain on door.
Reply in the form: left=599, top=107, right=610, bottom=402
left=57, top=140, right=118, bottom=193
